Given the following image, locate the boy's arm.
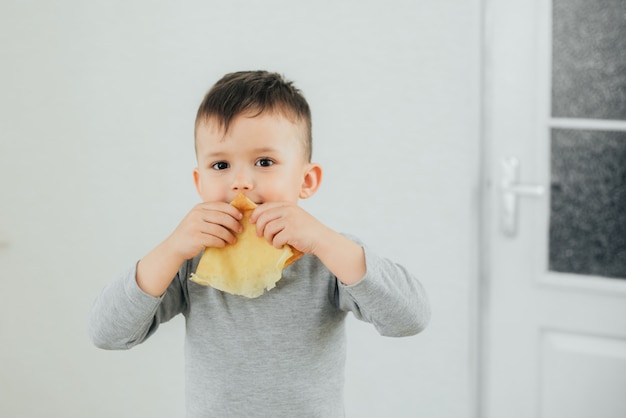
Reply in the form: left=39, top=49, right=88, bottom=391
left=89, top=201, right=242, bottom=348
left=305, top=226, right=367, bottom=286
left=251, top=203, right=430, bottom=337
left=312, top=228, right=430, bottom=337
left=136, top=239, right=189, bottom=297
left=88, top=261, right=188, bottom=350
left=335, top=240, right=431, bottom=337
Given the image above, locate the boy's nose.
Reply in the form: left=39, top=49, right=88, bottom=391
left=231, top=169, right=254, bottom=191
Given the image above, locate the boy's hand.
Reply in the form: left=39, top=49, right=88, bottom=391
left=250, top=202, right=366, bottom=285
left=250, top=202, right=327, bottom=256
left=166, top=202, right=243, bottom=261
left=137, top=202, right=243, bottom=297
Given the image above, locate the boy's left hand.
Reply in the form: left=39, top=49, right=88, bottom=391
left=250, top=202, right=327, bottom=256
left=252, top=201, right=366, bottom=285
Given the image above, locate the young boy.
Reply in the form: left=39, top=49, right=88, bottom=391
left=89, top=70, right=431, bottom=417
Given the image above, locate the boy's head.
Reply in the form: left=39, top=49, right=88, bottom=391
left=195, top=70, right=312, bottom=162
left=193, top=71, right=322, bottom=205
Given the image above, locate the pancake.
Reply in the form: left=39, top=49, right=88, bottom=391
left=190, top=193, right=303, bottom=297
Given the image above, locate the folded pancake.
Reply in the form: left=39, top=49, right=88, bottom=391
left=190, top=193, right=303, bottom=298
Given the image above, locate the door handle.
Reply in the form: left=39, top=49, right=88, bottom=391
left=500, top=157, right=545, bottom=237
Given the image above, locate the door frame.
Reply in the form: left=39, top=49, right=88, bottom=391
left=478, top=0, right=549, bottom=415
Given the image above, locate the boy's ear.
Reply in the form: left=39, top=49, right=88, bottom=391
left=299, top=163, right=323, bottom=199
left=193, top=167, right=202, bottom=196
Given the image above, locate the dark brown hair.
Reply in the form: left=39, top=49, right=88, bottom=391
left=195, top=71, right=312, bottom=161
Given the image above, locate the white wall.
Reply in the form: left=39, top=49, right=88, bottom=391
left=0, top=1, right=481, bottom=417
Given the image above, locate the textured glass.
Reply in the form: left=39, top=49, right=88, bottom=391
left=552, top=0, right=626, bottom=120
left=549, top=129, right=626, bottom=279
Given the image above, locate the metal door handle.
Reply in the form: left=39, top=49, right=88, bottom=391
left=500, top=157, right=545, bottom=237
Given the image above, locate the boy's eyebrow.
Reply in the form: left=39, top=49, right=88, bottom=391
left=202, top=147, right=282, bottom=160
left=203, top=151, right=227, bottom=159
left=251, top=146, right=281, bottom=154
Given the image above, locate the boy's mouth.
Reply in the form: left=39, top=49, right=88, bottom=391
left=230, top=194, right=262, bottom=206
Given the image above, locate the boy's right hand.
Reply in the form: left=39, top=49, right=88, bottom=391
left=166, top=202, right=243, bottom=261
left=136, top=202, right=243, bottom=297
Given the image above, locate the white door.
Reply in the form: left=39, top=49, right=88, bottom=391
left=483, top=0, right=626, bottom=417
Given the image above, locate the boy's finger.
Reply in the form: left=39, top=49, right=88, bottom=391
left=253, top=210, right=283, bottom=238
left=249, top=202, right=285, bottom=223
left=200, top=223, right=238, bottom=246
left=202, top=211, right=243, bottom=235
left=198, top=201, right=243, bottom=221
left=263, top=221, right=284, bottom=246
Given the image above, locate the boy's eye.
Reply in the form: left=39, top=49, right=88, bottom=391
left=211, top=161, right=229, bottom=170
left=255, top=158, right=274, bottom=167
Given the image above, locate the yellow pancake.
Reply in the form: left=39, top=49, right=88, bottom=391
left=190, top=193, right=303, bottom=298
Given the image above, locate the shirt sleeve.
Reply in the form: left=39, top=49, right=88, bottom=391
left=336, top=240, right=431, bottom=337
left=88, top=261, right=188, bottom=350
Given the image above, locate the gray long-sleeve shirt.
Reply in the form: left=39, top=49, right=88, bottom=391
left=88, top=238, right=430, bottom=417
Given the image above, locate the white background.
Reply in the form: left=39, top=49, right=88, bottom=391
left=0, top=0, right=481, bottom=416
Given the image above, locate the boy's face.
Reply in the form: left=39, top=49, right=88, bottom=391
left=194, top=112, right=320, bottom=205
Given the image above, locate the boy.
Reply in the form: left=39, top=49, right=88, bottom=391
left=89, top=70, right=430, bottom=417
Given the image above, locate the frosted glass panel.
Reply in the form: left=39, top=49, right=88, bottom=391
left=552, top=0, right=626, bottom=120
left=549, top=129, right=626, bottom=279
